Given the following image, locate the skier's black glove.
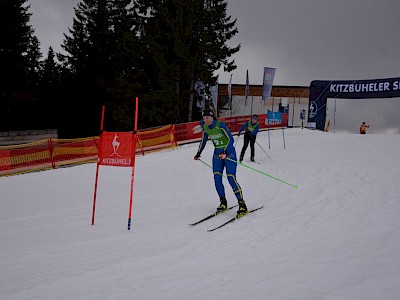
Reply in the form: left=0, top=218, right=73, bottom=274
left=194, top=153, right=201, bottom=160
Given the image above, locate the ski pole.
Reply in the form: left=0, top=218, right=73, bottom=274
left=198, top=159, right=227, bottom=178
left=255, top=140, right=271, bottom=159
left=234, top=133, right=241, bottom=147
left=226, top=157, right=298, bottom=189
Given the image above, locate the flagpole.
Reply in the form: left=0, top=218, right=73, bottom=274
left=244, top=70, right=247, bottom=107
left=280, top=99, right=286, bottom=149
left=334, top=98, right=337, bottom=134
left=128, top=97, right=139, bottom=230
left=92, top=105, right=105, bottom=225
left=267, top=110, right=271, bottom=149
left=228, top=74, right=233, bottom=117
left=282, top=115, right=286, bottom=150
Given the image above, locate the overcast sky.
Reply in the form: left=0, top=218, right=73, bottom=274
left=28, top=0, right=400, bottom=133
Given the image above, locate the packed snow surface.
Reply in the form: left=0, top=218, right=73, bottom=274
left=1, top=129, right=400, bottom=299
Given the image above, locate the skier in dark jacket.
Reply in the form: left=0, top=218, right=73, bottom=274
left=238, top=114, right=260, bottom=162
left=194, top=109, right=248, bottom=217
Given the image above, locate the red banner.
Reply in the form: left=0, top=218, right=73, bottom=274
left=172, top=113, right=287, bottom=143
left=185, top=121, right=203, bottom=140
left=98, top=131, right=133, bottom=167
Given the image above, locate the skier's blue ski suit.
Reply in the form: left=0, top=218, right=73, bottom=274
left=197, top=119, right=243, bottom=201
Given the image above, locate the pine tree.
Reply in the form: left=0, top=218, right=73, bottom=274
left=0, top=0, right=42, bottom=131
left=135, top=0, right=239, bottom=124
left=60, top=0, right=142, bottom=136
left=36, top=47, right=62, bottom=129
left=57, top=0, right=239, bottom=134
left=107, top=0, right=144, bottom=130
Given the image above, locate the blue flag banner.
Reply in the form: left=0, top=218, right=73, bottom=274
left=262, top=67, right=276, bottom=101
left=245, top=70, right=249, bottom=106
left=267, top=110, right=286, bottom=149
left=228, top=74, right=232, bottom=110
left=210, top=84, right=218, bottom=111
left=267, top=110, right=282, bottom=125
left=194, top=80, right=205, bottom=109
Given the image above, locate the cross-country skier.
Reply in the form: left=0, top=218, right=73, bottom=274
left=194, top=109, right=249, bottom=217
left=238, top=114, right=260, bottom=162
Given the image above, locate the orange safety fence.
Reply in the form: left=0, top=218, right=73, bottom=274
left=137, top=124, right=177, bottom=153
left=52, top=137, right=99, bottom=168
left=173, top=113, right=288, bottom=142
left=0, top=125, right=177, bottom=177
left=0, top=115, right=286, bottom=177
left=0, top=140, right=54, bottom=175
left=0, top=137, right=100, bottom=177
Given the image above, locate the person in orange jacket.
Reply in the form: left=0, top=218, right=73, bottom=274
left=360, top=122, right=370, bottom=134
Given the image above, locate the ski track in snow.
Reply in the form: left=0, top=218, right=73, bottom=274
left=1, top=129, right=400, bottom=300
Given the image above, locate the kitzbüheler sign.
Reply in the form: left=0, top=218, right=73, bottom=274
left=307, top=77, right=400, bottom=131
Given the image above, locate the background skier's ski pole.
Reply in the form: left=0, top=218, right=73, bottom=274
left=255, top=140, right=271, bottom=159
left=235, top=134, right=241, bottom=147
left=226, top=157, right=297, bottom=188
left=199, top=159, right=227, bottom=178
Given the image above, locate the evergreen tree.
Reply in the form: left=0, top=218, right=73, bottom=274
left=59, top=0, right=108, bottom=137
left=107, top=0, right=145, bottom=130
left=134, top=0, right=239, bottom=124
left=56, top=0, right=239, bottom=134
left=0, top=0, right=42, bottom=131
left=37, top=47, right=62, bottom=129
left=60, top=0, right=142, bottom=137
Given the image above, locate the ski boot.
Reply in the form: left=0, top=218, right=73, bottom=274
left=216, top=197, right=227, bottom=212
left=236, top=200, right=249, bottom=218
left=239, top=156, right=243, bottom=162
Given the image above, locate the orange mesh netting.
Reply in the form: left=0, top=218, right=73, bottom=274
left=137, top=125, right=177, bottom=153
left=0, top=125, right=178, bottom=176
left=0, top=140, right=53, bottom=176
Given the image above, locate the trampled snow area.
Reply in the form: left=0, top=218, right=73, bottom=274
left=1, top=129, right=400, bottom=300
